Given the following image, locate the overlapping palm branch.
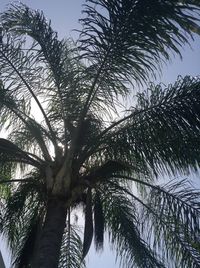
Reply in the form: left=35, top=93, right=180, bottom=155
left=59, top=217, right=85, bottom=268
left=100, top=176, right=200, bottom=268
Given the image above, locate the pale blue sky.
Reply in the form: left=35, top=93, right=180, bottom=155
left=0, top=1, right=200, bottom=268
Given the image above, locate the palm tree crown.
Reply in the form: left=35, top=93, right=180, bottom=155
left=1, top=1, right=200, bottom=267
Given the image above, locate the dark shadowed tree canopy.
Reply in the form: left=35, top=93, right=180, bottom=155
left=0, top=1, right=200, bottom=267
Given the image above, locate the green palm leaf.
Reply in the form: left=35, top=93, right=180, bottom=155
left=108, top=177, right=200, bottom=267
left=1, top=4, right=92, bottom=143
left=99, top=182, right=165, bottom=268
left=0, top=171, right=45, bottom=265
left=79, top=0, right=200, bottom=84
left=1, top=3, right=65, bottom=86
left=14, top=216, right=43, bottom=268
left=142, top=179, right=200, bottom=267
left=93, top=76, right=200, bottom=175
left=0, top=138, right=40, bottom=167
left=59, top=224, right=86, bottom=268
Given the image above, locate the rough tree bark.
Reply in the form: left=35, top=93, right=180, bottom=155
left=34, top=198, right=68, bottom=268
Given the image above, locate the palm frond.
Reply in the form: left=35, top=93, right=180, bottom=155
left=8, top=124, right=50, bottom=161
left=112, top=175, right=200, bottom=241
left=79, top=0, right=200, bottom=85
left=82, top=160, right=127, bottom=185
left=0, top=170, right=45, bottom=264
left=0, top=8, right=58, bottom=146
left=99, top=182, right=164, bottom=268
left=1, top=4, right=91, bottom=144
left=141, top=179, right=200, bottom=267
left=59, top=224, right=85, bottom=268
left=14, top=216, right=43, bottom=268
left=91, top=76, right=200, bottom=176
left=0, top=164, right=12, bottom=202
left=1, top=3, right=64, bottom=87
left=0, top=138, right=41, bottom=167
left=0, top=35, right=52, bottom=133
left=0, top=82, right=52, bottom=161
left=110, top=176, right=200, bottom=267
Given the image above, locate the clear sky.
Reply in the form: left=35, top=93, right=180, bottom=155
left=0, top=1, right=200, bottom=268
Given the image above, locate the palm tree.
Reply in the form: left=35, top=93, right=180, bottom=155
left=1, top=1, right=200, bottom=267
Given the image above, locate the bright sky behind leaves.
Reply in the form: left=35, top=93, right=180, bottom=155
left=0, top=1, right=200, bottom=267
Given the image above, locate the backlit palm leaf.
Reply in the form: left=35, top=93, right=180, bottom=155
left=59, top=224, right=85, bottom=268
left=99, top=182, right=165, bottom=268
left=92, top=76, right=200, bottom=176
left=79, top=0, right=200, bottom=86
left=107, top=177, right=200, bottom=267
left=0, top=170, right=45, bottom=267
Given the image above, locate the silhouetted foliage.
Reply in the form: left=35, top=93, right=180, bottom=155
left=0, top=1, right=200, bottom=267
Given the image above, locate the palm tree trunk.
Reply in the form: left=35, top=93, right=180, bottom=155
left=35, top=198, right=67, bottom=268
